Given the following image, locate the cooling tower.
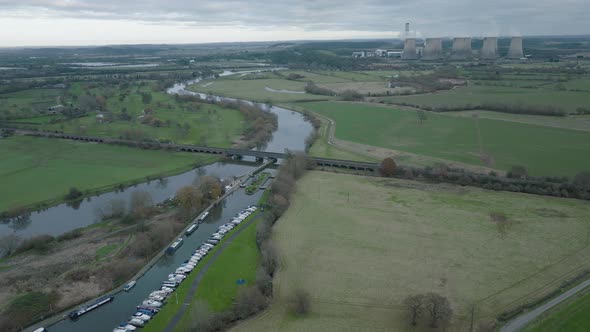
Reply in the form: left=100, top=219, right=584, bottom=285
left=423, top=38, right=443, bottom=60
left=451, top=37, right=472, bottom=59
left=481, top=37, right=498, bottom=60
left=402, top=38, right=418, bottom=60
left=506, top=37, right=524, bottom=59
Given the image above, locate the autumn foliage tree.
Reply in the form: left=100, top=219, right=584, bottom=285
left=380, top=157, right=397, bottom=177
left=176, top=185, right=204, bottom=219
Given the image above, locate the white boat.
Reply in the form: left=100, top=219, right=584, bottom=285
left=198, top=211, right=209, bottom=221
left=129, top=318, right=145, bottom=327
left=149, top=294, right=165, bottom=301
left=142, top=300, right=162, bottom=308
left=134, top=313, right=151, bottom=321
left=160, top=287, right=174, bottom=293
left=185, top=223, right=198, bottom=235
left=123, top=280, right=136, bottom=292
left=118, top=323, right=136, bottom=331
left=166, top=238, right=184, bottom=254
left=134, top=313, right=152, bottom=321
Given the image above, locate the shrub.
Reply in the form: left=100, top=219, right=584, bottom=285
left=289, top=288, right=311, bottom=316
left=15, top=234, right=55, bottom=254
left=65, top=187, right=83, bottom=200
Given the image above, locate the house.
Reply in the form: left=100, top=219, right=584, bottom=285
left=352, top=51, right=365, bottom=58
left=47, top=104, right=65, bottom=114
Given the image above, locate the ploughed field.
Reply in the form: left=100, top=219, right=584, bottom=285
left=376, top=84, right=590, bottom=114
left=0, top=136, right=210, bottom=213
left=302, top=101, right=590, bottom=177
left=233, top=171, right=590, bottom=332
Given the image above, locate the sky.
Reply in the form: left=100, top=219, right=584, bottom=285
left=0, top=0, right=588, bottom=47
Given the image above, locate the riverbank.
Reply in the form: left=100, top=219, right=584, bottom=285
left=0, top=135, right=219, bottom=218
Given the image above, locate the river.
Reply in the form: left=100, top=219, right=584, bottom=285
left=39, top=71, right=312, bottom=332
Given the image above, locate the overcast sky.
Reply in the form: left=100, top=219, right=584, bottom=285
left=0, top=0, right=588, bottom=46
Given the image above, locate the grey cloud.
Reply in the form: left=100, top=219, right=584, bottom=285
left=0, top=0, right=588, bottom=36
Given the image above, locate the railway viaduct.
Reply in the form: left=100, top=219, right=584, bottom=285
left=4, top=128, right=379, bottom=172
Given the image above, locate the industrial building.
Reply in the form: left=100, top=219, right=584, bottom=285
left=507, top=37, right=524, bottom=59
left=422, top=38, right=443, bottom=60
left=481, top=37, right=498, bottom=60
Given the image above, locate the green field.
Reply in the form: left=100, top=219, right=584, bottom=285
left=523, top=291, right=590, bottom=332
left=233, top=172, right=590, bottom=332
left=0, top=136, right=214, bottom=213
left=27, top=82, right=246, bottom=147
left=144, top=211, right=261, bottom=332
left=302, top=101, right=590, bottom=176
left=377, top=85, right=590, bottom=113
left=189, top=76, right=331, bottom=102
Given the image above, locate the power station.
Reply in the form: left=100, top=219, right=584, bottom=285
left=353, top=23, right=526, bottom=61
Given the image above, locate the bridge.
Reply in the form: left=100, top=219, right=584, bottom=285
left=4, top=128, right=380, bottom=172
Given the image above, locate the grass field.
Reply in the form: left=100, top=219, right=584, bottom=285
left=0, top=136, right=214, bottom=213
left=143, top=211, right=261, bottom=332
left=188, top=77, right=331, bottom=103
left=302, top=101, right=590, bottom=177
left=377, top=85, right=590, bottom=113
left=233, top=172, right=590, bottom=332
left=26, top=82, right=247, bottom=147
left=444, top=110, right=590, bottom=132
left=523, top=290, right=590, bottom=332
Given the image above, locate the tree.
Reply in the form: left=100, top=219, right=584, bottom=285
left=404, top=294, right=425, bottom=326
left=380, top=157, right=397, bottom=177
left=417, top=110, right=428, bottom=124
left=573, top=171, right=590, bottom=188
left=0, top=235, right=20, bottom=258
left=424, top=293, right=453, bottom=328
left=141, top=92, right=152, bottom=105
left=233, top=287, right=268, bottom=319
left=289, top=288, right=311, bottom=316
left=507, top=165, right=528, bottom=179
left=175, top=185, right=203, bottom=219
left=78, top=94, right=99, bottom=112
left=130, top=190, right=153, bottom=218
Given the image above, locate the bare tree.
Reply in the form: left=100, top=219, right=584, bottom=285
left=189, top=300, right=216, bottom=332
left=404, top=294, right=425, bottom=326
left=424, top=293, right=453, bottom=328
left=130, top=190, right=153, bottom=218
left=233, top=287, right=269, bottom=319
left=0, top=234, right=20, bottom=258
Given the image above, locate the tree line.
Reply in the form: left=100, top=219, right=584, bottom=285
left=187, top=154, right=314, bottom=331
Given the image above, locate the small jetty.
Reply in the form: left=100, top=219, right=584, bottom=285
left=69, top=296, right=114, bottom=320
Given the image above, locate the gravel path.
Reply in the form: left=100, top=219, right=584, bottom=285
left=500, top=278, right=590, bottom=332
left=163, top=213, right=262, bottom=332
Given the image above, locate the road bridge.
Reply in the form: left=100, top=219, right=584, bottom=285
left=3, top=128, right=379, bottom=172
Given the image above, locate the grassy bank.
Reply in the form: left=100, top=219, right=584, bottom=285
left=0, top=136, right=216, bottom=213
left=233, top=171, right=590, bottom=332
left=523, top=290, right=590, bottom=332
left=302, top=101, right=590, bottom=177
left=143, top=210, right=261, bottom=332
